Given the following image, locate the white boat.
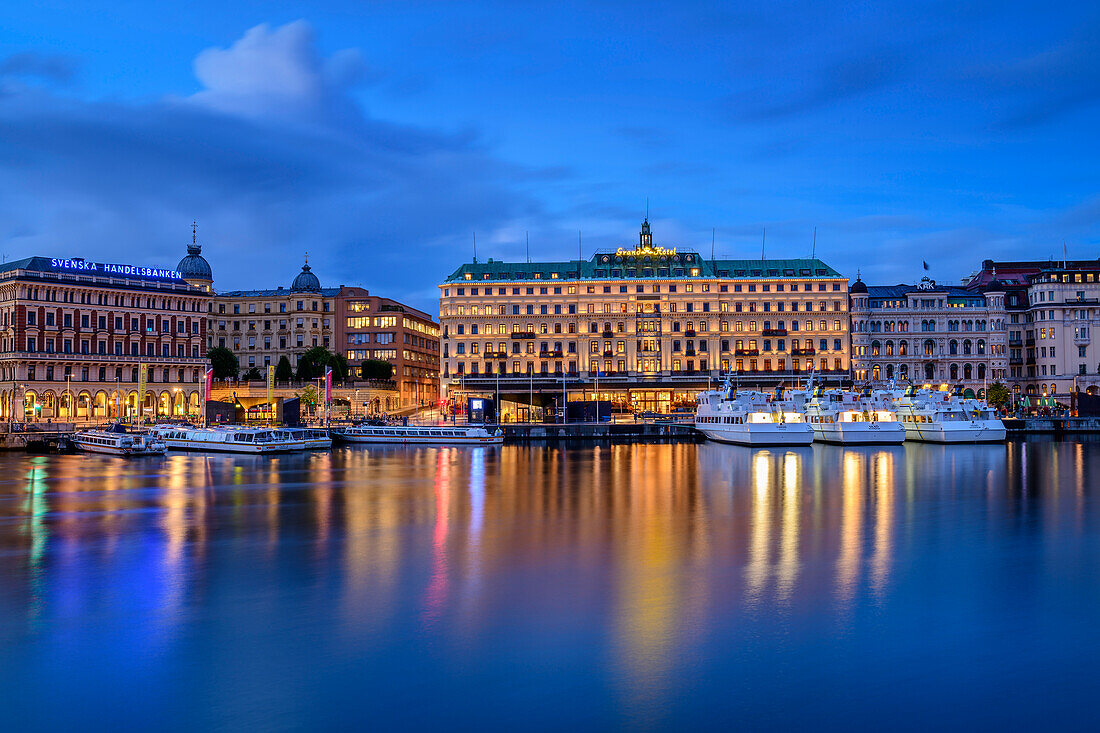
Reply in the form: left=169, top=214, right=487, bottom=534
left=695, top=383, right=815, bottom=446
left=285, top=427, right=332, bottom=450
left=331, top=424, right=504, bottom=445
left=801, top=387, right=906, bottom=445
left=890, top=386, right=1007, bottom=443
left=150, top=425, right=306, bottom=453
left=71, top=428, right=167, bottom=456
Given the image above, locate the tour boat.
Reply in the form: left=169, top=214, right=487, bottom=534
left=330, top=424, right=504, bottom=445
left=695, top=383, right=815, bottom=446
left=71, top=429, right=167, bottom=456
left=801, top=387, right=906, bottom=445
left=889, top=386, right=1007, bottom=443
left=285, top=427, right=333, bottom=450
left=150, top=425, right=306, bottom=453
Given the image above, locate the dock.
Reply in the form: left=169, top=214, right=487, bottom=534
left=501, top=421, right=699, bottom=441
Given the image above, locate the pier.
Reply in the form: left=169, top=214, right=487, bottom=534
left=501, top=421, right=698, bottom=441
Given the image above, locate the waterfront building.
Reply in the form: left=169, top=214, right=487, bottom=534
left=848, top=275, right=1008, bottom=395
left=0, top=254, right=209, bottom=420
left=438, top=220, right=850, bottom=415
left=335, top=287, right=440, bottom=408
left=207, top=259, right=339, bottom=371
left=967, top=259, right=1100, bottom=397
left=207, top=258, right=440, bottom=408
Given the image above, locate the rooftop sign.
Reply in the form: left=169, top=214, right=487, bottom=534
left=613, top=245, right=678, bottom=257
left=49, top=258, right=183, bottom=281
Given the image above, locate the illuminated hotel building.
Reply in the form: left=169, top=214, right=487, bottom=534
left=438, top=220, right=851, bottom=413
left=0, top=254, right=209, bottom=420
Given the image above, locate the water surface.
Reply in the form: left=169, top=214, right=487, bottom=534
left=1, top=441, right=1098, bottom=730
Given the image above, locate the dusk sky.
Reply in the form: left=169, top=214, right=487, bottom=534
left=1, top=1, right=1098, bottom=312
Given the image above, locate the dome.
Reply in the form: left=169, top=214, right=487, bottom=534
left=177, top=242, right=212, bottom=281
left=291, top=261, right=322, bottom=293
left=981, top=278, right=1005, bottom=293
left=850, top=276, right=867, bottom=294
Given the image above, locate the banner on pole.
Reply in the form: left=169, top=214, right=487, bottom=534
left=324, top=366, right=333, bottom=404
left=267, top=364, right=275, bottom=421
left=137, top=363, right=147, bottom=418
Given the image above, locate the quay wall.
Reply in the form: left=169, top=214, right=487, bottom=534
left=502, top=422, right=699, bottom=442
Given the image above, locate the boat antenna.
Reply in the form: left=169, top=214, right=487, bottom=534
left=473, top=231, right=477, bottom=264
left=526, top=230, right=530, bottom=263
left=812, top=226, right=817, bottom=259
left=711, top=227, right=716, bottom=264
left=761, top=226, right=766, bottom=260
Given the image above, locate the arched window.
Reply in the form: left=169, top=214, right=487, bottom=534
left=885, top=364, right=894, bottom=379
left=950, top=363, right=959, bottom=380
left=885, top=340, right=894, bottom=356
left=977, top=340, right=985, bottom=355
left=963, top=363, right=972, bottom=380
left=963, top=339, right=972, bottom=355
left=872, top=365, right=881, bottom=380
left=900, top=364, right=909, bottom=379
left=977, top=364, right=986, bottom=379
left=924, top=339, right=935, bottom=356
left=899, top=340, right=908, bottom=356
left=949, top=340, right=958, bottom=355
left=871, top=340, right=881, bottom=357
left=924, top=363, right=935, bottom=380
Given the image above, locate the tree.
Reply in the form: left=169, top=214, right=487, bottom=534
left=208, top=346, right=239, bottom=380
left=361, top=359, right=393, bottom=380
left=986, top=382, right=1011, bottom=411
left=295, top=347, right=348, bottom=381
left=242, top=367, right=263, bottom=381
left=275, top=355, right=293, bottom=383
left=298, top=383, right=320, bottom=412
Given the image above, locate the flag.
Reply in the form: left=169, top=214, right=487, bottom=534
left=324, top=365, right=333, bottom=404
left=203, top=367, right=213, bottom=421
left=922, top=261, right=930, bottom=271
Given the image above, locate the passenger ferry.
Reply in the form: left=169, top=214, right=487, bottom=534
left=150, top=425, right=306, bottom=453
left=71, top=428, right=167, bottom=456
left=285, top=427, right=332, bottom=450
left=890, top=386, right=1007, bottom=443
left=330, top=424, right=504, bottom=445
left=695, top=383, right=815, bottom=446
left=801, top=387, right=906, bottom=445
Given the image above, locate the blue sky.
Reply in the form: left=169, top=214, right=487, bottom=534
left=1, top=1, right=1098, bottom=312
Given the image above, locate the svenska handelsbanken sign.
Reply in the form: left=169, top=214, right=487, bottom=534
left=50, top=258, right=183, bottom=281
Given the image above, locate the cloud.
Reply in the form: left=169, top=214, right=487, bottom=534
left=0, top=52, right=77, bottom=86
left=0, top=21, right=548, bottom=311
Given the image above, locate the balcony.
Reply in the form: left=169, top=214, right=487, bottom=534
left=602, top=350, right=614, bottom=357
left=762, top=328, right=787, bottom=337
left=1008, top=338, right=1022, bottom=346
left=539, top=349, right=564, bottom=358
left=1074, top=333, right=1091, bottom=344
left=1025, top=338, right=1036, bottom=347
left=601, top=330, right=614, bottom=338
left=684, top=329, right=697, bottom=337
left=792, top=348, right=816, bottom=356
left=685, top=349, right=697, bottom=356
left=484, top=350, right=508, bottom=359
left=734, top=349, right=759, bottom=356
left=511, top=331, right=536, bottom=339
left=1009, top=357, right=1023, bottom=365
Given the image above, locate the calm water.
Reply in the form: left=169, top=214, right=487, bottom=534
left=2, top=440, right=1099, bottom=730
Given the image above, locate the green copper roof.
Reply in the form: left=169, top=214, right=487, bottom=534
left=443, top=252, right=842, bottom=283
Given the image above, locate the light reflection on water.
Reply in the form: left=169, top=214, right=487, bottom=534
left=1, top=440, right=1099, bottom=730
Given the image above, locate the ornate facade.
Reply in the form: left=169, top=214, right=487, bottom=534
left=439, top=220, right=850, bottom=415
left=849, top=276, right=1008, bottom=394
left=0, top=254, right=209, bottom=421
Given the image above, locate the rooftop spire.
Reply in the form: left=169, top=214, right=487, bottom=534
left=187, top=220, right=201, bottom=255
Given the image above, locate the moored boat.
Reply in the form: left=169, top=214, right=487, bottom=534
left=890, top=386, right=1006, bottom=443
left=150, top=425, right=306, bottom=453
left=331, top=424, right=503, bottom=445
left=285, top=427, right=332, bottom=450
left=71, top=428, right=167, bottom=456
left=695, top=382, right=815, bottom=446
left=802, top=387, right=906, bottom=445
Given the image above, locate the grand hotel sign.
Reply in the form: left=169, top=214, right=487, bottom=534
left=49, top=258, right=183, bottom=281
left=614, top=245, right=678, bottom=257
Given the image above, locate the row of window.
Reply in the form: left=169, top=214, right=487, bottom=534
left=18, top=287, right=203, bottom=311
left=23, top=338, right=200, bottom=358
left=24, top=311, right=200, bottom=334
left=448, top=282, right=841, bottom=297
